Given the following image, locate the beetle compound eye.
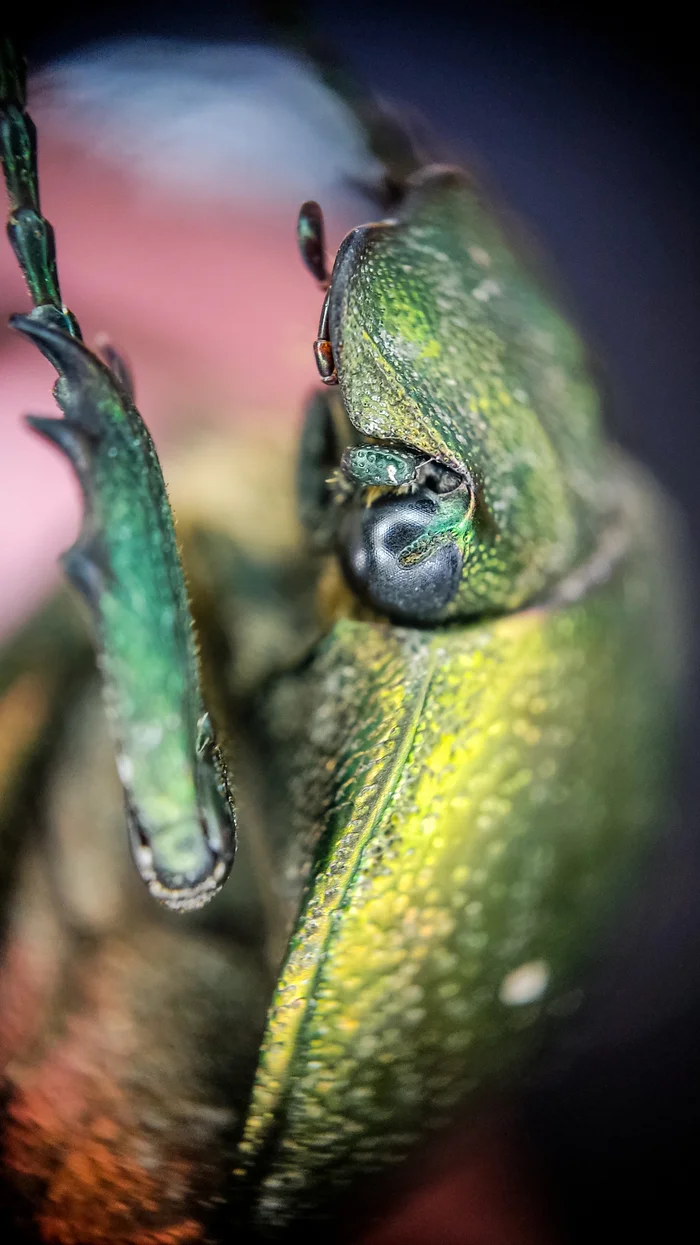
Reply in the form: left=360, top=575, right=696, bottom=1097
left=339, top=489, right=468, bottom=623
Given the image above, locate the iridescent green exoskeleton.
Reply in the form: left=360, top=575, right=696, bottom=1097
left=0, top=40, right=235, bottom=912
left=0, top=38, right=684, bottom=1242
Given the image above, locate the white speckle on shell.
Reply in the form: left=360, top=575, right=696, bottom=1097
left=498, top=959, right=550, bottom=1006
left=469, top=245, right=491, bottom=267
left=471, top=278, right=501, bottom=302
left=116, top=753, right=134, bottom=784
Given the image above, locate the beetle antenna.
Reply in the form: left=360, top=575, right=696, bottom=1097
left=297, top=200, right=329, bottom=286
left=0, top=36, right=80, bottom=339
left=297, top=201, right=338, bottom=383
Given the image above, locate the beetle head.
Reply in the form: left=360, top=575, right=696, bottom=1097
left=299, top=169, right=606, bottom=623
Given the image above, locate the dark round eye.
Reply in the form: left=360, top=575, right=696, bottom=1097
left=338, top=489, right=463, bottom=623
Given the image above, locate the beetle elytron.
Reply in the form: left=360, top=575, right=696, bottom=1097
left=0, top=36, right=683, bottom=1242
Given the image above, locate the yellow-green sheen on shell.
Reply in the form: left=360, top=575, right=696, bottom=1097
left=328, top=167, right=606, bottom=615
left=236, top=463, right=680, bottom=1228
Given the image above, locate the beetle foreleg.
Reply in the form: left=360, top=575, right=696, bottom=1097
left=1, top=42, right=236, bottom=911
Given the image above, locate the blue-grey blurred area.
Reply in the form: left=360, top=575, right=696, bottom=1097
left=14, top=4, right=700, bottom=1241
left=35, top=39, right=385, bottom=209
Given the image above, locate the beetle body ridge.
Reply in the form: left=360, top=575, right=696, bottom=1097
left=235, top=448, right=681, bottom=1227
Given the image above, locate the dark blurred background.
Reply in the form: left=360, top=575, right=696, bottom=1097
left=7, top=3, right=700, bottom=1240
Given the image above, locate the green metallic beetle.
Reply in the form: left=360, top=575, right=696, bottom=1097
left=0, top=37, right=684, bottom=1242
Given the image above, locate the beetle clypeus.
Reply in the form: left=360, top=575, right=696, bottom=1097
left=0, top=36, right=684, bottom=1242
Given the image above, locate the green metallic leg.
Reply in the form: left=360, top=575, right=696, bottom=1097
left=0, top=40, right=235, bottom=911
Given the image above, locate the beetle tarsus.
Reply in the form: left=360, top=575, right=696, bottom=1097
left=2, top=44, right=237, bottom=912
